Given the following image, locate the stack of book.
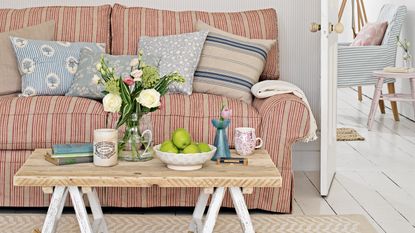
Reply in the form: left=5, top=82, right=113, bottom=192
left=45, top=143, right=94, bottom=166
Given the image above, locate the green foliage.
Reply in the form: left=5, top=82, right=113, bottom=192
left=141, top=66, right=160, bottom=89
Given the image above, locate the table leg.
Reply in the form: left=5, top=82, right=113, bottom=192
left=367, top=77, right=384, bottom=130
left=202, top=187, right=226, bottom=233
left=387, top=83, right=400, bottom=121
left=42, top=186, right=68, bottom=233
left=410, top=78, right=415, bottom=119
left=229, top=187, right=255, bottom=233
left=87, top=188, right=108, bottom=233
left=189, top=189, right=210, bottom=233
left=69, top=186, right=93, bottom=233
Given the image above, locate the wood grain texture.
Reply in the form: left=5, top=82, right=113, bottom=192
left=14, top=149, right=281, bottom=188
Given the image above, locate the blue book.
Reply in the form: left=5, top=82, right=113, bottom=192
left=52, top=143, right=93, bottom=155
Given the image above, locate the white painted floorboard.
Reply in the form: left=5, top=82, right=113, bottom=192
left=293, top=88, right=415, bottom=233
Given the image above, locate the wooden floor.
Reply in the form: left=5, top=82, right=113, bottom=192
left=292, top=88, right=415, bottom=233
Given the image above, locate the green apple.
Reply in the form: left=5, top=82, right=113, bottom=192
left=197, top=143, right=211, bottom=152
left=172, top=128, right=191, bottom=149
left=183, top=144, right=201, bottom=154
left=160, top=140, right=179, bottom=153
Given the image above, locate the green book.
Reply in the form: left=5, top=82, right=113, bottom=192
left=45, top=154, right=93, bottom=166
left=50, top=152, right=93, bottom=158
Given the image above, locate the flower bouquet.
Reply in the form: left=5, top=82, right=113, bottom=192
left=397, top=36, right=412, bottom=68
left=95, top=51, right=185, bottom=161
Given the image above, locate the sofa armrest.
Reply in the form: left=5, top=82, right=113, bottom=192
left=252, top=94, right=310, bottom=169
left=338, top=45, right=389, bottom=68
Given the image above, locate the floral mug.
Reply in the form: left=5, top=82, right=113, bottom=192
left=234, top=127, right=263, bottom=156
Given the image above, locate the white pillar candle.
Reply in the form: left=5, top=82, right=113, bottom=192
left=93, top=129, right=118, bottom=167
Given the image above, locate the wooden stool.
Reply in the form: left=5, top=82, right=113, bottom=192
left=367, top=71, right=415, bottom=130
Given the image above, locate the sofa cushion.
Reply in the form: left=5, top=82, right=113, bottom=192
left=0, top=5, right=111, bottom=52
left=10, top=37, right=105, bottom=96
left=108, top=93, right=262, bottom=148
left=0, top=96, right=108, bottom=150
left=0, top=21, right=55, bottom=96
left=111, top=4, right=279, bottom=80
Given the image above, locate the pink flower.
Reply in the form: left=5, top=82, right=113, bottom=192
left=221, top=107, right=232, bottom=120
left=123, top=76, right=135, bottom=86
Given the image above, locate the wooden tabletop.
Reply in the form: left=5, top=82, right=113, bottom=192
left=14, top=149, right=281, bottom=188
left=373, top=70, right=415, bottom=79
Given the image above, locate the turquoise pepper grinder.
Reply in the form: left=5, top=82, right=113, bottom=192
left=211, top=119, right=231, bottom=161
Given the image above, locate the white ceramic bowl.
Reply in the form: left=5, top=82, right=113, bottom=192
left=153, top=144, right=217, bottom=171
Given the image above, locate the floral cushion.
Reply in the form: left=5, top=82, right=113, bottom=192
left=351, top=22, right=388, bottom=46
left=66, top=48, right=135, bottom=99
left=138, top=31, right=208, bottom=95
left=10, top=37, right=105, bottom=96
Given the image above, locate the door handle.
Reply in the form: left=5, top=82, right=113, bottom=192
left=309, top=23, right=321, bottom=33
left=330, top=22, right=344, bottom=34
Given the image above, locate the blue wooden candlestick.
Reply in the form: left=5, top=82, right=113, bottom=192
left=211, top=119, right=231, bottom=161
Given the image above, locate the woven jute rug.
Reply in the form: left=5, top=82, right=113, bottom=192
left=337, top=128, right=365, bottom=141
left=1, top=214, right=376, bottom=233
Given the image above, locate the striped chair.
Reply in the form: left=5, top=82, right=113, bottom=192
left=338, top=4, right=407, bottom=118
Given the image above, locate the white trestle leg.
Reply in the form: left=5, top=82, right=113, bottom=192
left=229, top=187, right=255, bottom=233
left=42, top=186, right=68, bottom=233
left=189, top=189, right=210, bottom=232
left=202, top=187, right=226, bottom=233
left=87, top=188, right=109, bottom=233
left=69, top=186, right=93, bottom=233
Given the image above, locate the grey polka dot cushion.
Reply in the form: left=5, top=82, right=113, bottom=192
left=10, top=36, right=105, bottom=96
left=139, top=31, right=208, bottom=95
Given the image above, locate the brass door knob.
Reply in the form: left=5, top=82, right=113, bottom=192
left=310, top=23, right=321, bottom=33
left=331, top=22, right=344, bottom=34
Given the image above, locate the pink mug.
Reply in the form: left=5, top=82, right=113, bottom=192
left=235, top=127, right=263, bottom=156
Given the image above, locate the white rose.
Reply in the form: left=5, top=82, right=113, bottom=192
left=131, top=69, right=143, bottom=81
left=96, top=63, right=102, bottom=71
left=130, top=58, right=139, bottom=67
left=103, top=93, right=122, bottom=113
left=92, top=74, right=101, bottom=84
left=136, top=89, right=161, bottom=109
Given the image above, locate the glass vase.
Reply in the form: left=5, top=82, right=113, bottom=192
left=118, top=113, right=153, bottom=162
left=403, top=52, right=413, bottom=68
left=211, top=119, right=231, bottom=161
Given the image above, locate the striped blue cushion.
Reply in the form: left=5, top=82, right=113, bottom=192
left=194, top=21, right=275, bottom=103
left=10, top=37, right=105, bottom=96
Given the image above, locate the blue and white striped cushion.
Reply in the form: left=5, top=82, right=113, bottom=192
left=194, top=21, right=275, bottom=104
left=10, top=37, right=105, bottom=96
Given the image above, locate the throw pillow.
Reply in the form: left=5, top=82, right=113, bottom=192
left=193, top=21, right=276, bottom=103
left=138, top=31, right=209, bottom=95
left=66, top=49, right=135, bottom=99
left=10, top=37, right=105, bottom=96
left=351, top=22, right=388, bottom=46
left=0, top=21, right=55, bottom=96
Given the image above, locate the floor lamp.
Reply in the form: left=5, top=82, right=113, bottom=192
left=338, top=0, right=368, bottom=102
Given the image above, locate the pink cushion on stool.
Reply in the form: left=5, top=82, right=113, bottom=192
left=351, top=22, right=388, bottom=46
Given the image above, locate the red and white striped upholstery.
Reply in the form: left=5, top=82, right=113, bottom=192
left=0, top=96, right=108, bottom=150
left=111, top=4, right=279, bottom=80
left=0, top=5, right=112, bottom=52
left=0, top=5, right=311, bottom=213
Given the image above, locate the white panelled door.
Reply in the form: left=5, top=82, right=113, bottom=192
left=320, top=0, right=341, bottom=196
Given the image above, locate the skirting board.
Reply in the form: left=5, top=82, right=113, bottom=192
left=292, top=139, right=320, bottom=171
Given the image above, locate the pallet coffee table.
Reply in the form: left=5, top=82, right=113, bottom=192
left=14, top=149, right=281, bottom=233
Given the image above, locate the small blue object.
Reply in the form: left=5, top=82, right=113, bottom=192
left=211, top=119, right=231, bottom=161
left=52, top=143, right=93, bottom=154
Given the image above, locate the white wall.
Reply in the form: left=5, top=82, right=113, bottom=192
left=1, top=0, right=322, bottom=170
left=339, top=0, right=415, bottom=120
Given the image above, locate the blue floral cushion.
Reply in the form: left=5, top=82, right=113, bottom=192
left=10, top=36, right=105, bottom=96
left=139, top=31, right=208, bottom=95
left=66, top=48, right=135, bottom=99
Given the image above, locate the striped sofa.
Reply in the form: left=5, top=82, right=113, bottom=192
left=0, top=5, right=310, bottom=213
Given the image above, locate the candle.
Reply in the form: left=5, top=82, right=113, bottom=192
left=93, top=129, right=118, bottom=167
